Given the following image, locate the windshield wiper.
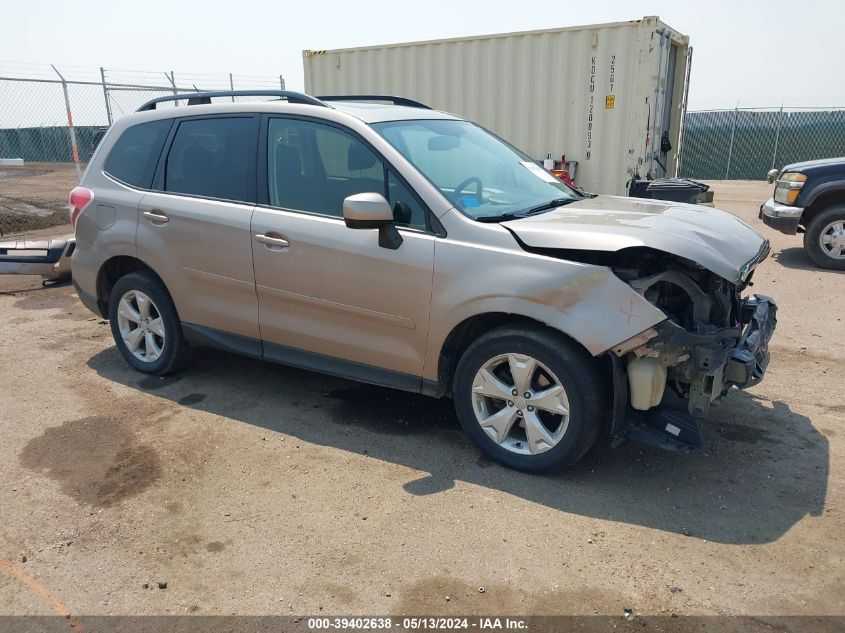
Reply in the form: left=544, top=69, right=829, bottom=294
left=518, top=197, right=576, bottom=216
left=475, top=212, right=521, bottom=223
left=474, top=198, right=579, bottom=223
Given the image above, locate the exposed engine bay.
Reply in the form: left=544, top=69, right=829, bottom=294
left=615, top=248, right=739, bottom=335
left=524, top=244, right=776, bottom=435
left=607, top=246, right=776, bottom=420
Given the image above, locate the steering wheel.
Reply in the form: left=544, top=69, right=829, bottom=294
left=453, top=176, right=483, bottom=207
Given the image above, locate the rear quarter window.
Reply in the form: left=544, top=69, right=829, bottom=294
left=103, top=120, right=171, bottom=189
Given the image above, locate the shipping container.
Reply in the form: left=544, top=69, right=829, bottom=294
left=304, top=16, right=691, bottom=196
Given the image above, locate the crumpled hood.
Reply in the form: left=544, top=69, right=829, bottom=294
left=502, top=195, right=769, bottom=283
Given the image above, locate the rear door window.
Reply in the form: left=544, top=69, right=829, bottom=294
left=104, top=120, right=171, bottom=189
left=164, top=117, right=257, bottom=203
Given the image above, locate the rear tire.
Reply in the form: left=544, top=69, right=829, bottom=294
left=108, top=271, right=191, bottom=375
left=804, top=205, right=845, bottom=270
left=453, top=325, right=606, bottom=472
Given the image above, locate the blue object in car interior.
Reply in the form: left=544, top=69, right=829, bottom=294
left=461, top=196, right=479, bottom=208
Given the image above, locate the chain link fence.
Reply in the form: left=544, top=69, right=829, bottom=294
left=5, top=64, right=845, bottom=235
left=0, top=63, right=285, bottom=235
left=679, top=107, right=845, bottom=181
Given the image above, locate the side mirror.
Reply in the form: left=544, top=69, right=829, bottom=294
left=766, top=168, right=779, bottom=184
left=343, top=192, right=403, bottom=250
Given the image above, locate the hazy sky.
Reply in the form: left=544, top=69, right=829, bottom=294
left=2, top=0, right=843, bottom=111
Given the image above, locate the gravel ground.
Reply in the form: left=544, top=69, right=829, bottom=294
left=0, top=181, right=842, bottom=618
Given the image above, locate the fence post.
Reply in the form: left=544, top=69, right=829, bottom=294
left=51, top=65, right=82, bottom=182
left=39, top=125, right=47, bottom=162
left=229, top=73, right=235, bottom=102
left=100, top=67, right=113, bottom=126
left=166, top=71, right=178, bottom=105
left=725, top=106, right=738, bottom=180
left=280, top=75, right=286, bottom=90
left=771, top=104, right=784, bottom=170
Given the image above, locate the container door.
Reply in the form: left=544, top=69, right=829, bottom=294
left=658, top=44, right=678, bottom=177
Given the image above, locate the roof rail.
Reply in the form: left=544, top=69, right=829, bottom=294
left=136, top=90, right=328, bottom=112
left=317, top=95, right=431, bottom=109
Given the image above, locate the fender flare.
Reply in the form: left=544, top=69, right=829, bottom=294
left=801, top=180, right=845, bottom=210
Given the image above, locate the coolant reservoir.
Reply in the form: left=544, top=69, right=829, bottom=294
left=627, top=357, right=667, bottom=411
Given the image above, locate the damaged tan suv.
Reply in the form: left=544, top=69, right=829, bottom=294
left=70, top=91, right=776, bottom=471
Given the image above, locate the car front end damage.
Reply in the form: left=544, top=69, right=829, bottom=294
left=608, top=243, right=776, bottom=448
left=498, top=194, right=779, bottom=450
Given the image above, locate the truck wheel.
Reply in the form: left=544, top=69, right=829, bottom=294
left=453, top=325, right=606, bottom=472
left=108, top=271, right=192, bottom=375
left=804, top=205, right=845, bottom=270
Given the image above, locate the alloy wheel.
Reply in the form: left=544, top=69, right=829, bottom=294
left=471, top=353, right=570, bottom=455
left=116, top=290, right=165, bottom=363
left=819, top=220, right=845, bottom=260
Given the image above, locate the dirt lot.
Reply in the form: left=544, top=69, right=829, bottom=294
left=0, top=181, right=842, bottom=619
left=0, top=162, right=81, bottom=235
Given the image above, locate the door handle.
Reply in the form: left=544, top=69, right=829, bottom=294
left=255, top=233, right=290, bottom=248
left=142, top=209, right=169, bottom=224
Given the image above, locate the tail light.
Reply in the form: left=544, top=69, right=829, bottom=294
left=69, top=186, right=94, bottom=231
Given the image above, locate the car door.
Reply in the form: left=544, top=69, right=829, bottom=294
left=251, top=116, right=435, bottom=388
left=136, top=115, right=261, bottom=348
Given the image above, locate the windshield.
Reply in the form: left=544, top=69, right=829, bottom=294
left=371, top=119, right=580, bottom=220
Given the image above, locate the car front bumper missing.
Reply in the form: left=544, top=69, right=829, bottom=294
left=612, top=295, right=777, bottom=451
left=726, top=295, right=777, bottom=389
left=659, top=294, right=777, bottom=418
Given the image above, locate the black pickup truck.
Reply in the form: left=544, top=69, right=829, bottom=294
left=760, top=157, right=845, bottom=270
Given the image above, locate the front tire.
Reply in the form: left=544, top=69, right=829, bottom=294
left=108, top=271, right=191, bottom=375
left=804, top=205, right=845, bottom=270
left=453, top=325, right=606, bottom=472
